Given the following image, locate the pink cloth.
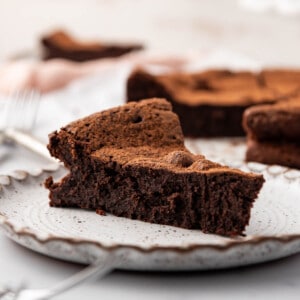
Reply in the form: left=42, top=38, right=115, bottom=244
left=0, top=52, right=190, bottom=94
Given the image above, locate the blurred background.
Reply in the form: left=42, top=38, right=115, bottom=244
left=0, top=0, right=300, bottom=66
left=0, top=0, right=299, bottom=170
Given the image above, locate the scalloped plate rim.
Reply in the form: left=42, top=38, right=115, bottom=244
left=0, top=161, right=299, bottom=256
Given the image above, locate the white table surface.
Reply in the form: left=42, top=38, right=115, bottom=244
left=0, top=0, right=300, bottom=299
left=1, top=233, right=300, bottom=300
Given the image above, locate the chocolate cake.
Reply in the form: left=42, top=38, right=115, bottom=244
left=244, top=96, right=300, bottom=169
left=45, top=98, right=264, bottom=236
left=261, top=69, right=300, bottom=95
left=41, top=30, right=143, bottom=62
left=126, top=69, right=300, bottom=137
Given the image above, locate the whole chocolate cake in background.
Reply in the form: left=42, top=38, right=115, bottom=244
left=126, top=69, right=300, bottom=137
left=261, top=69, right=300, bottom=95
left=41, top=30, right=143, bottom=62
left=45, top=98, right=264, bottom=236
left=243, top=95, right=300, bottom=169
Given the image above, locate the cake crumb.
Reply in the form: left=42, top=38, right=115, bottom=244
left=96, top=209, right=106, bottom=216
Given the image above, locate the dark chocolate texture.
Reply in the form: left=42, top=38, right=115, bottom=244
left=45, top=99, right=264, bottom=236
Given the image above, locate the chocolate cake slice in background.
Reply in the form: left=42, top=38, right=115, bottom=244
left=41, top=30, right=143, bottom=62
left=243, top=96, right=300, bottom=169
left=245, top=140, right=300, bottom=169
left=45, top=98, right=264, bottom=236
left=126, top=69, right=300, bottom=137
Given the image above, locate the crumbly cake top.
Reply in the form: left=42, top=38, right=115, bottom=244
left=42, top=30, right=103, bottom=51
left=92, top=146, right=259, bottom=176
left=49, top=98, right=259, bottom=177
left=57, top=98, right=184, bottom=154
left=244, top=94, right=300, bottom=115
left=42, top=30, right=142, bottom=53
left=131, top=69, right=300, bottom=106
left=261, top=69, right=300, bottom=95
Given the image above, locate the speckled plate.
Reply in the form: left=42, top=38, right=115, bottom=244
left=0, top=139, right=300, bottom=271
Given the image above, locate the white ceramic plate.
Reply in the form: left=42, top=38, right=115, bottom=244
left=0, top=138, right=300, bottom=271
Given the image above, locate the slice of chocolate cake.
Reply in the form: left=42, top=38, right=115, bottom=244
left=126, top=69, right=300, bottom=137
left=41, top=30, right=143, bottom=62
left=243, top=96, right=300, bottom=169
left=45, top=99, right=264, bottom=236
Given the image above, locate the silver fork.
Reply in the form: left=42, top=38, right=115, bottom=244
left=0, top=90, right=57, bottom=163
left=0, top=254, right=118, bottom=300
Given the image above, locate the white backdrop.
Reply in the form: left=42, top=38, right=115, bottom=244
left=0, top=0, right=299, bottom=66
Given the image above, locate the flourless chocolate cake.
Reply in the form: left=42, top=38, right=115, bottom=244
left=126, top=69, right=300, bottom=137
left=41, top=30, right=143, bottom=62
left=243, top=96, right=300, bottom=169
left=45, top=99, right=264, bottom=236
left=261, top=69, right=300, bottom=95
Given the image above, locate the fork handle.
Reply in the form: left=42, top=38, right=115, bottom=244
left=3, top=128, right=58, bottom=164
left=44, top=254, right=118, bottom=299
left=19, top=254, right=119, bottom=300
